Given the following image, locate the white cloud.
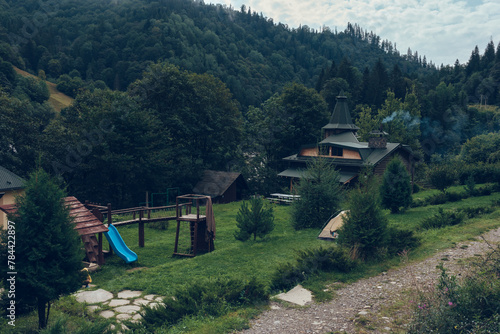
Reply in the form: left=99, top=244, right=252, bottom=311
left=215, top=0, right=500, bottom=66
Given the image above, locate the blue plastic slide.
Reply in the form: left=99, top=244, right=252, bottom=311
left=104, top=224, right=138, bottom=263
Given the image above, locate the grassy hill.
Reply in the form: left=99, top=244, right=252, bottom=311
left=13, top=67, right=73, bottom=112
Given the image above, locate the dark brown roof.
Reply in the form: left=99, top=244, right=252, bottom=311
left=193, top=170, right=247, bottom=197
left=0, top=196, right=108, bottom=236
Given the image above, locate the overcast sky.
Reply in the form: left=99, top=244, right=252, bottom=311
left=214, top=0, right=500, bottom=66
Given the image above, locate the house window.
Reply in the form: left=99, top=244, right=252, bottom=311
left=319, top=145, right=329, bottom=156
left=331, top=147, right=343, bottom=157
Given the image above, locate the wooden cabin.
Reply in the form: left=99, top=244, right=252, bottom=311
left=192, top=170, right=248, bottom=204
left=279, top=94, right=417, bottom=190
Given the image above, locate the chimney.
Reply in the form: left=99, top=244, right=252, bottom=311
left=368, top=129, right=388, bottom=149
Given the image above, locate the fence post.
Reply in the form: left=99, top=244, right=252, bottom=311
left=139, top=209, right=144, bottom=247
left=107, top=203, right=113, bottom=255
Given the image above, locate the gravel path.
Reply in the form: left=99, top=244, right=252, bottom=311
left=240, top=226, right=500, bottom=334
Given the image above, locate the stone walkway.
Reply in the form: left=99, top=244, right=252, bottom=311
left=74, top=287, right=164, bottom=331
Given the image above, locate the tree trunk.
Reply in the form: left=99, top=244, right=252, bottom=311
left=37, top=298, right=47, bottom=329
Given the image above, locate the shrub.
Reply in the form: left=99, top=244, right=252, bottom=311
left=427, top=164, right=457, bottom=192
left=408, top=247, right=500, bottom=334
left=234, top=196, right=274, bottom=241
left=380, top=158, right=413, bottom=213
left=131, top=277, right=268, bottom=331
left=427, top=192, right=448, bottom=205
left=445, top=190, right=465, bottom=202
left=418, top=208, right=465, bottom=230
left=412, top=183, right=421, bottom=193
left=386, top=227, right=420, bottom=256
left=270, top=246, right=355, bottom=291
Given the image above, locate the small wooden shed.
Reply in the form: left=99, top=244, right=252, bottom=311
left=192, top=170, right=248, bottom=204
left=0, top=196, right=108, bottom=265
left=0, top=166, right=25, bottom=230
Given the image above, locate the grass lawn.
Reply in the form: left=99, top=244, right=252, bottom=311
left=4, top=186, right=500, bottom=333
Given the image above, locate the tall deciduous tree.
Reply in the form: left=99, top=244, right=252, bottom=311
left=380, top=158, right=412, bottom=213
left=292, top=158, right=342, bottom=230
left=128, top=62, right=243, bottom=172
left=5, top=169, right=83, bottom=329
left=275, top=82, right=329, bottom=158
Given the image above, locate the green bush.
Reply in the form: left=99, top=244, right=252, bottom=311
left=409, top=247, right=500, bottom=334
left=418, top=208, right=466, bottom=230
left=427, top=164, right=457, bottom=192
left=386, top=227, right=420, bottom=256
left=445, top=190, right=465, bottom=202
left=270, top=246, right=355, bottom=292
left=457, top=162, right=500, bottom=185
left=131, top=277, right=268, bottom=332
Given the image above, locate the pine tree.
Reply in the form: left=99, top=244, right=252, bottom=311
left=338, top=177, right=388, bottom=260
left=380, top=158, right=412, bottom=213
left=292, top=157, right=342, bottom=230
left=234, top=197, right=274, bottom=241
left=5, top=169, right=83, bottom=329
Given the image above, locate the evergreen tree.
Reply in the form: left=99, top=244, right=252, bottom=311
left=337, top=176, right=388, bottom=260
left=292, top=157, right=342, bottom=230
left=234, top=197, right=274, bottom=241
left=4, top=169, right=83, bottom=329
left=380, top=158, right=412, bottom=213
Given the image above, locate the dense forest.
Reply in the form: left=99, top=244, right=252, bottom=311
left=1, top=0, right=499, bottom=207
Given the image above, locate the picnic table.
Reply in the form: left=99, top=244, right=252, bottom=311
left=267, top=193, right=300, bottom=204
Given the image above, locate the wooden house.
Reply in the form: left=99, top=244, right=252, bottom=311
left=0, top=166, right=25, bottom=229
left=0, top=196, right=109, bottom=265
left=279, top=94, right=417, bottom=190
left=192, top=170, right=248, bottom=204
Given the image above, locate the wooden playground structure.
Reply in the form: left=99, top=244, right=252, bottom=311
left=85, top=194, right=215, bottom=258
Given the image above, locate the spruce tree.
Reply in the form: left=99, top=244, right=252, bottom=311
left=380, top=158, right=412, bottom=213
left=292, top=157, right=342, bottom=230
left=338, top=177, right=388, bottom=260
left=234, top=197, right=274, bottom=241
left=6, top=169, right=83, bottom=329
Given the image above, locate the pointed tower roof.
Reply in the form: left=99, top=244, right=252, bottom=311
left=322, top=92, right=359, bottom=131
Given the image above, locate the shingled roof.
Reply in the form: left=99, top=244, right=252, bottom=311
left=322, top=94, right=359, bottom=131
left=193, top=170, right=247, bottom=198
left=0, top=196, right=108, bottom=235
left=0, top=166, right=25, bottom=191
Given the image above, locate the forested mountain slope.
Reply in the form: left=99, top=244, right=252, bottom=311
left=0, top=0, right=429, bottom=107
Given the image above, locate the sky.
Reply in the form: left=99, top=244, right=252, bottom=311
left=214, top=0, right=500, bottom=66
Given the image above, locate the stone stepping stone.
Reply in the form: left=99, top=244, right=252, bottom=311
left=133, top=298, right=150, bottom=306
left=99, top=310, right=115, bottom=319
left=108, top=299, right=130, bottom=307
left=87, top=305, right=101, bottom=313
left=116, top=313, right=132, bottom=321
left=144, top=294, right=157, bottom=301
left=148, top=302, right=162, bottom=309
left=75, top=289, right=113, bottom=304
left=117, top=290, right=142, bottom=299
left=114, top=305, right=141, bottom=314
left=275, top=284, right=313, bottom=306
